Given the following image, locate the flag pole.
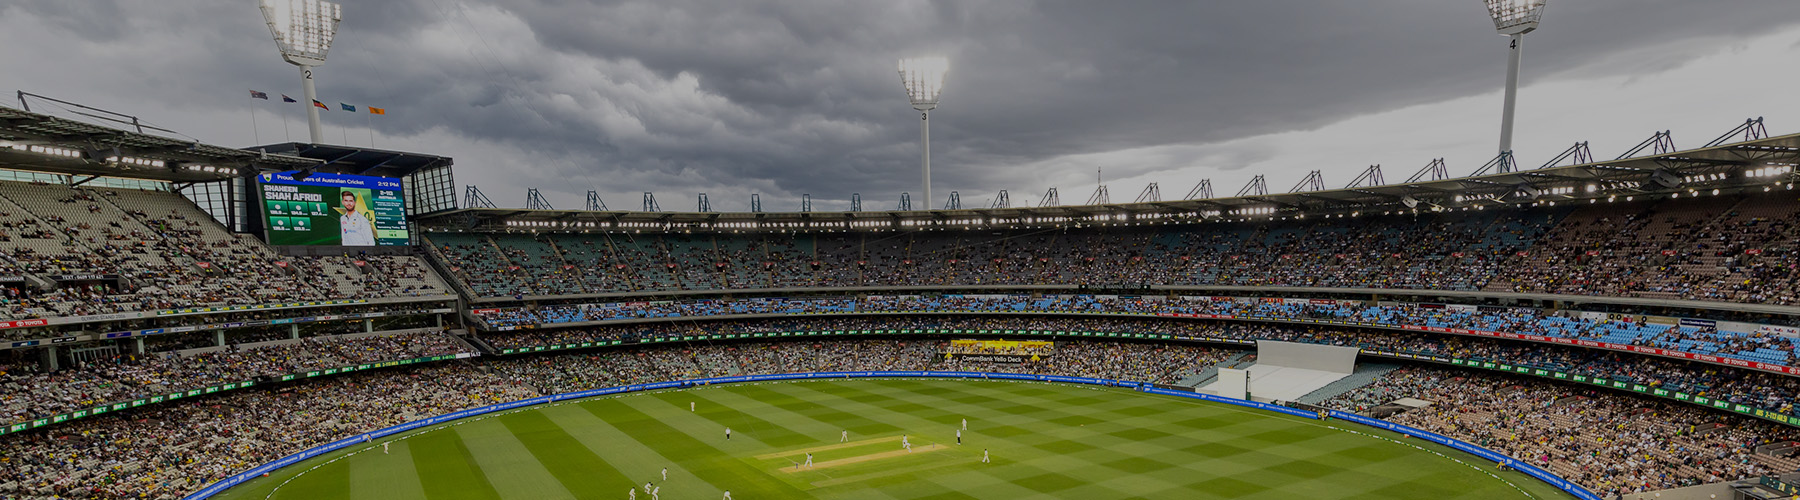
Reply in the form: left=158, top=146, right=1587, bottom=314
left=249, top=103, right=261, bottom=145
left=366, top=111, right=375, bottom=147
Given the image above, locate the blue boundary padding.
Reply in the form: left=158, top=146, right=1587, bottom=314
left=183, top=372, right=1599, bottom=500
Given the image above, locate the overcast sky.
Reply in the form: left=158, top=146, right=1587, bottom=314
left=2, top=0, right=1798, bottom=212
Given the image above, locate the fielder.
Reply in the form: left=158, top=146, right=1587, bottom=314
left=840, top=429, right=848, bottom=442
left=661, top=467, right=668, bottom=481
left=962, top=418, right=967, bottom=430
left=645, top=482, right=653, bottom=495
left=650, top=485, right=659, bottom=500
left=723, top=491, right=732, bottom=500
left=691, top=402, right=696, bottom=412
left=902, top=435, right=912, bottom=452
left=383, top=442, right=389, bottom=454
left=982, top=449, right=990, bottom=463
left=629, top=488, right=636, bottom=500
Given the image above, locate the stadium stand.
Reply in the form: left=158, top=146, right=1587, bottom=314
left=426, top=191, right=1800, bottom=307
left=4, top=336, right=1797, bottom=499
left=464, top=294, right=1800, bottom=373
left=0, top=181, right=449, bottom=320
left=1325, top=366, right=1800, bottom=497
left=2, top=101, right=1798, bottom=500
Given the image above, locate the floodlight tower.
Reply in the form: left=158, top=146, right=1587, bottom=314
left=260, top=0, right=344, bottom=145
left=1484, top=0, right=1548, bottom=156
left=898, top=57, right=948, bottom=209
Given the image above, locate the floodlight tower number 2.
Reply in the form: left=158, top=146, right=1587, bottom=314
left=261, top=0, right=344, bottom=145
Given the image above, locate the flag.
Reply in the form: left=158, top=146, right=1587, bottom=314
left=282, top=95, right=297, bottom=103
left=340, top=103, right=356, bottom=112
left=368, top=107, right=386, bottom=115
left=312, top=99, right=328, bottom=109
left=249, top=90, right=268, bottom=100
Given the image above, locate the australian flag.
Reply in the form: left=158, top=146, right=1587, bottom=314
left=281, top=95, right=297, bottom=103
left=249, top=90, right=268, bottom=100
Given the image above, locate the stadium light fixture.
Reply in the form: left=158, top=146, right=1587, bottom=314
left=1483, top=0, right=1547, bottom=156
left=898, top=57, right=948, bottom=208
left=260, top=0, right=344, bottom=145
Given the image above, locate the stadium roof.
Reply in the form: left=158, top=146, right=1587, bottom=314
left=418, top=129, right=1800, bottom=231
left=0, top=102, right=319, bottom=183
left=247, top=142, right=454, bottom=178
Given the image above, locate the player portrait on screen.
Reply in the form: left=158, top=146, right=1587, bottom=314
left=337, top=190, right=377, bottom=246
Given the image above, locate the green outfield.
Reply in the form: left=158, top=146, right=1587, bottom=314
left=213, top=378, right=1574, bottom=500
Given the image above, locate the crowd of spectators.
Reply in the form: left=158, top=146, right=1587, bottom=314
left=0, top=363, right=533, bottom=500
left=0, top=339, right=1223, bottom=500
left=3, top=336, right=1797, bottom=499
left=470, top=294, right=1800, bottom=370
left=0, top=181, right=450, bottom=321
left=1325, top=366, right=1800, bottom=497
left=478, top=315, right=1800, bottom=417
left=428, top=192, right=1800, bottom=306
left=0, top=331, right=471, bottom=424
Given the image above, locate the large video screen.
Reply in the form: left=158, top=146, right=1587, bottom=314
left=258, top=171, right=409, bottom=246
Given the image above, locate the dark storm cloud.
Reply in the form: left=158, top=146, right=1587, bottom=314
left=0, top=0, right=1795, bottom=210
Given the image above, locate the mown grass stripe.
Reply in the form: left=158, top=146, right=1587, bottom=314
left=540, top=403, right=723, bottom=497
left=497, top=410, right=635, bottom=499
left=711, top=382, right=902, bottom=437
left=270, top=454, right=349, bottom=500
left=454, top=417, right=576, bottom=499
left=348, top=440, right=427, bottom=500
left=407, top=426, right=503, bottom=500
left=580, top=398, right=811, bottom=497
left=647, top=389, right=815, bottom=447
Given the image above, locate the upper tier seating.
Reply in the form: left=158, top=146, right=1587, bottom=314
left=0, top=181, right=450, bottom=320
left=427, top=192, right=1800, bottom=306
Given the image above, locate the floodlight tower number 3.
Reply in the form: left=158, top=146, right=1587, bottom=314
left=899, top=57, right=948, bottom=210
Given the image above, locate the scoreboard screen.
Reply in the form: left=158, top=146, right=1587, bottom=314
left=258, top=171, right=409, bottom=246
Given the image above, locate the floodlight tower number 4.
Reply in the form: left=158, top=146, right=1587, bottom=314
left=1485, top=0, right=1548, bottom=157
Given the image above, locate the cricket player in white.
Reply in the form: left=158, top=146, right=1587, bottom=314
left=337, top=191, right=377, bottom=246
left=629, top=488, right=636, bottom=500
left=650, top=485, right=659, bottom=500
left=982, top=449, right=990, bottom=463
left=955, top=429, right=961, bottom=445
left=644, top=482, right=652, bottom=495
left=962, top=418, right=967, bottom=430
left=661, top=467, right=667, bottom=480
left=804, top=453, right=813, bottom=468
left=840, top=430, right=848, bottom=442
left=723, top=491, right=732, bottom=500
left=902, top=435, right=911, bottom=452
left=383, top=442, right=389, bottom=454
left=691, top=402, right=696, bottom=412
left=725, top=427, right=731, bottom=441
